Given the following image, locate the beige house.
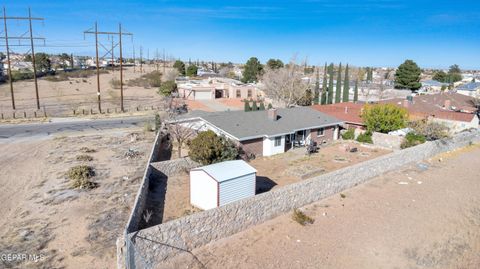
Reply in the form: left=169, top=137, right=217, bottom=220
left=177, top=78, right=260, bottom=100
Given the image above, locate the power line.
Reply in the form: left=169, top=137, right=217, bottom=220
left=1, top=7, right=45, bottom=110
left=84, top=22, right=133, bottom=113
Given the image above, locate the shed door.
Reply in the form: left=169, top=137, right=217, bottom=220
left=219, top=173, right=255, bottom=206
left=195, top=91, right=212, bottom=100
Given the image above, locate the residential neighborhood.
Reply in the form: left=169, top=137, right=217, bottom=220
left=0, top=1, right=479, bottom=269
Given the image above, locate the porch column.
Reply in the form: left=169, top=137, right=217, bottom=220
left=333, top=125, right=339, bottom=140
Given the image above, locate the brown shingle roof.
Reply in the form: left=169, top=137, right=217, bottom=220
left=311, top=103, right=365, bottom=125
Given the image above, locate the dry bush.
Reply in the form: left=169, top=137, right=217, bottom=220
left=80, top=147, right=96, bottom=153
left=110, top=78, right=122, bottom=89
left=408, top=120, right=449, bottom=141
left=67, top=165, right=97, bottom=189
left=76, top=154, right=93, bottom=161
left=292, top=209, right=314, bottom=226
left=127, top=71, right=162, bottom=88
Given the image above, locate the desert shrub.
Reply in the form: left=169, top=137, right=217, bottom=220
left=341, top=128, right=355, bottom=140
left=401, top=132, right=427, bottom=149
left=143, top=121, right=154, bottom=132
left=356, top=132, right=373, bottom=144
left=188, top=130, right=240, bottom=165
left=158, top=80, right=177, bottom=96
left=110, top=78, right=122, bottom=89
left=292, top=209, right=314, bottom=226
left=10, top=70, right=34, bottom=81
left=362, top=104, right=408, bottom=133
left=408, top=120, right=449, bottom=141
left=80, top=147, right=96, bottom=153
left=76, top=154, right=93, bottom=161
left=67, top=165, right=97, bottom=189
left=127, top=71, right=162, bottom=88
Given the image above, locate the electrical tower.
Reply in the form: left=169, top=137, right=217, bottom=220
left=1, top=7, right=45, bottom=110
left=84, top=22, right=132, bottom=112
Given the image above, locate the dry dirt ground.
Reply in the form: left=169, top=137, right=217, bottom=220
left=0, top=129, right=155, bottom=268
left=161, top=141, right=390, bottom=222
left=168, top=144, right=480, bottom=269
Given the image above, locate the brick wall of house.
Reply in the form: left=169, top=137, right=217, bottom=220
left=310, top=126, right=336, bottom=144
left=239, top=138, right=264, bottom=157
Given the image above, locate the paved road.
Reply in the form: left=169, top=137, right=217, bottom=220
left=0, top=116, right=153, bottom=141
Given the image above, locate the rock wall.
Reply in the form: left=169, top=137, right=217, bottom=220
left=126, top=129, right=480, bottom=268
left=150, top=157, right=200, bottom=177
left=372, top=131, right=405, bottom=150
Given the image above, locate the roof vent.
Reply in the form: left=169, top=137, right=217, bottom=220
left=267, top=108, right=278, bottom=121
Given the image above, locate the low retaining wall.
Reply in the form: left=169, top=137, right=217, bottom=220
left=127, top=129, right=480, bottom=268
left=150, top=157, right=200, bottom=177
left=372, top=131, right=405, bottom=150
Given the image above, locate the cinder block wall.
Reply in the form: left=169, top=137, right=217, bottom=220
left=127, top=130, right=480, bottom=268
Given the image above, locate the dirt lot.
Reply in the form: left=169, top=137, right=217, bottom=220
left=0, top=130, right=155, bottom=268
left=168, top=144, right=480, bottom=269
left=161, top=141, right=390, bottom=222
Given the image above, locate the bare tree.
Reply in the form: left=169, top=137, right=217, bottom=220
left=163, top=68, right=179, bottom=82
left=163, top=97, right=196, bottom=158
left=261, top=56, right=309, bottom=108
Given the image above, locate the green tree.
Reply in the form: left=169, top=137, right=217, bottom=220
left=298, top=88, right=313, bottom=106
left=186, top=64, right=198, bottom=77
left=158, top=80, right=177, bottom=96
left=394, top=60, right=422, bottom=91
left=314, top=67, right=320, bottom=104
left=353, top=79, right=359, bottom=102
left=244, top=100, right=251, bottom=112
left=251, top=100, right=258, bottom=111
left=59, top=53, right=71, bottom=70
left=189, top=130, right=240, bottom=165
left=259, top=102, right=265, bottom=110
left=327, top=63, right=334, bottom=104
left=267, top=103, right=273, bottom=109
left=433, top=71, right=447, bottom=82
left=361, top=104, right=408, bottom=133
left=342, top=64, right=350, bottom=102
left=321, top=63, right=328, bottom=105
left=335, top=63, right=342, bottom=103
left=447, top=64, right=462, bottom=83
left=34, top=53, right=52, bottom=73
left=266, top=59, right=284, bottom=70
left=242, top=57, right=263, bottom=83
left=173, top=60, right=186, bottom=76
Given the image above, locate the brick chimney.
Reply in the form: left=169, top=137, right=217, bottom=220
left=267, top=108, right=278, bottom=121
left=444, top=99, right=451, bottom=110
left=344, top=106, right=349, bottom=114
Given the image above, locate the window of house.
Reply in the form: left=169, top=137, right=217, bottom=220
left=274, top=136, right=281, bottom=147
left=236, top=89, right=241, bottom=98
left=317, top=128, right=325, bottom=137
left=247, top=89, right=252, bottom=98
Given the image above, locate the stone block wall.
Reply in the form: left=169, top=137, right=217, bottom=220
left=372, top=131, right=405, bottom=150
left=126, top=129, right=480, bottom=268
left=150, top=158, right=201, bottom=177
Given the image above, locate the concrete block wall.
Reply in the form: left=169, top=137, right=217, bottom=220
left=372, top=131, right=405, bottom=150
left=150, top=157, right=200, bottom=177
left=127, top=129, right=480, bottom=268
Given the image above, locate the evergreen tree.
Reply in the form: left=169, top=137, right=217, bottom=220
left=314, top=67, right=320, bottom=104
left=327, top=63, right=334, bottom=104
left=267, top=103, right=273, bottom=109
left=186, top=65, right=198, bottom=77
left=259, top=102, right=266, bottom=110
left=353, top=79, right=359, bottom=102
left=335, top=63, right=342, bottom=103
left=242, top=57, right=263, bottom=83
left=394, top=60, right=422, bottom=91
left=266, top=59, right=284, bottom=70
left=321, top=63, right=328, bottom=105
left=251, top=100, right=258, bottom=111
left=342, top=64, right=350, bottom=102
left=244, top=100, right=251, bottom=112
left=173, top=60, right=186, bottom=76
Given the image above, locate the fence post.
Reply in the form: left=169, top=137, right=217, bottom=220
left=1, top=113, right=3, bottom=120
left=23, top=111, right=27, bottom=118
left=34, top=111, right=37, bottom=118
left=12, top=112, right=15, bottom=119
left=73, top=109, right=76, bottom=115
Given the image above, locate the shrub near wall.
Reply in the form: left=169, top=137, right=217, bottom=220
left=127, top=130, right=480, bottom=268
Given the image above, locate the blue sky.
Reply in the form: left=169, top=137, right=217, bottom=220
left=4, top=0, right=480, bottom=69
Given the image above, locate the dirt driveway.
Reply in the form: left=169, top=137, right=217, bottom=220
left=168, top=144, right=480, bottom=269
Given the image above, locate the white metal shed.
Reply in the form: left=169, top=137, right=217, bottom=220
left=190, top=160, right=257, bottom=210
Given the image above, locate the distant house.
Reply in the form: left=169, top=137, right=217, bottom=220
left=174, top=106, right=343, bottom=157
left=177, top=77, right=259, bottom=100
left=421, top=80, right=449, bottom=92
left=382, top=92, right=479, bottom=133
left=190, top=160, right=256, bottom=210
left=456, top=82, right=480, bottom=97
left=311, top=103, right=365, bottom=130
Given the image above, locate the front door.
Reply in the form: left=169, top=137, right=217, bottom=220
left=284, top=134, right=292, bottom=152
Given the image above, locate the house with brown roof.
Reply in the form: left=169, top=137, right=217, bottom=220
left=311, top=103, right=365, bottom=130
left=381, top=92, right=479, bottom=133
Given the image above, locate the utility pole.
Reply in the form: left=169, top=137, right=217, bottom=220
left=163, top=48, right=166, bottom=74
left=133, top=44, right=136, bottom=73
left=84, top=22, right=132, bottom=113
left=139, top=46, right=143, bottom=73
left=155, top=48, right=159, bottom=72
left=111, top=35, right=114, bottom=73
left=1, top=7, right=44, bottom=110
